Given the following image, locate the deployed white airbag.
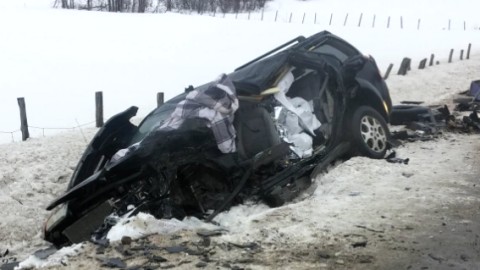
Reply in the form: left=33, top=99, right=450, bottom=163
left=273, top=69, right=322, bottom=158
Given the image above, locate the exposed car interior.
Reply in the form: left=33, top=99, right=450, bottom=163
left=234, top=64, right=338, bottom=161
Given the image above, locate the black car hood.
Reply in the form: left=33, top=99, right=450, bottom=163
left=68, top=106, right=139, bottom=188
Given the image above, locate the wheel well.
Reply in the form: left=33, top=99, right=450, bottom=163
left=349, top=88, right=389, bottom=122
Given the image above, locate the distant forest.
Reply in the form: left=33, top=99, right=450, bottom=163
left=56, top=0, right=270, bottom=13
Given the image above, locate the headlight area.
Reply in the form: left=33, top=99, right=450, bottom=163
left=44, top=201, right=113, bottom=246
left=44, top=203, right=69, bottom=238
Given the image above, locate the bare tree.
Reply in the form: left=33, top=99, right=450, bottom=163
left=138, top=0, right=146, bottom=12
left=165, top=0, right=172, bottom=11
left=58, top=0, right=269, bottom=13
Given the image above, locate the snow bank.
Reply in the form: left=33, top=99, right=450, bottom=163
left=0, top=129, right=96, bottom=258
left=207, top=133, right=480, bottom=249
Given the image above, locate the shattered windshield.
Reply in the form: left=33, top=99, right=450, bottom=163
left=129, top=93, right=187, bottom=144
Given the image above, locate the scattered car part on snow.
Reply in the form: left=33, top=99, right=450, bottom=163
left=385, top=151, right=409, bottom=164
left=389, top=88, right=480, bottom=147
left=43, top=31, right=392, bottom=247
left=99, top=257, right=126, bottom=268
left=470, top=80, right=480, bottom=101
left=400, top=101, right=424, bottom=105
left=32, top=247, right=57, bottom=260
left=0, top=262, right=18, bottom=270
left=390, top=105, right=430, bottom=125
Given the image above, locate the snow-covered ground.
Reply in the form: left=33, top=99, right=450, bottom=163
left=0, top=0, right=479, bottom=143
left=2, top=55, right=479, bottom=269
left=1, top=0, right=480, bottom=269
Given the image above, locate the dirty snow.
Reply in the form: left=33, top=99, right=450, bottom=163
left=0, top=0, right=479, bottom=269
left=2, top=55, right=479, bottom=269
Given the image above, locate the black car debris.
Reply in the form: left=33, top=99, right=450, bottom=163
left=44, top=31, right=392, bottom=247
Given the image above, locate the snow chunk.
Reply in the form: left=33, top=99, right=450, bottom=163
left=106, top=212, right=218, bottom=242
left=15, top=244, right=83, bottom=270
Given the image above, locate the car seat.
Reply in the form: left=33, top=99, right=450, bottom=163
left=234, top=101, right=281, bottom=160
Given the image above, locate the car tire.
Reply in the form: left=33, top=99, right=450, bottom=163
left=349, top=106, right=389, bottom=159
left=390, top=105, right=430, bottom=125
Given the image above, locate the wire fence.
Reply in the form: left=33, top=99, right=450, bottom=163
left=1, top=91, right=157, bottom=144
left=0, top=121, right=96, bottom=143
left=210, top=10, right=480, bottom=31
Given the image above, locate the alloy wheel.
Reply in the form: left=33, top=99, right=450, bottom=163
left=360, top=115, right=387, bottom=153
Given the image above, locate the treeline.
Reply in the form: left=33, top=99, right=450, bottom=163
left=56, top=0, right=270, bottom=13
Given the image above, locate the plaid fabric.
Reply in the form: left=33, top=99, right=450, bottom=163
left=159, top=74, right=239, bottom=153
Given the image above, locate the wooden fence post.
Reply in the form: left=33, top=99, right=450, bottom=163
left=275, top=10, right=278, bottom=22
left=302, top=12, right=305, bottom=24
left=314, top=13, right=317, bottom=24
left=467, top=43, right=471, bottom=59
left=417, top=18, right=421, bottom=30
left=289, top=12, right=292, bottom=23
left=248, top=11, right=251, bottom=20
left=17, top=97, right=29, bottom=141
left=387, top=16, right=390, bottom=28
left=448, top=49, right=454, bottom=63
left=372, top=14, right=376, bottom=28
left=418, top=58, right=427, bottom=69
left=95, top=91, right=104, bottom=128
left=358, top=13, right=363, bottom=27
left=329, top=13, right=333, bottom=25
left=384, top=63, right=393, bottom=80
left=261, top=8, right=264, bottom=21
left=448, top=19, right=451, bottom=30
left=157, top=92, right=164, bottom=107
left=429, top=54, right=435, bottom=66
left=397, top=57, right=411, bottom=75
left=343, top=13, right=349, bottom=26
left=460, top=49, right=464, bottom=60
left=400, top=16, right=403, bottom=29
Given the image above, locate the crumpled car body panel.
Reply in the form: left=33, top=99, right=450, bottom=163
left=44, top=31, right=392, bottom=247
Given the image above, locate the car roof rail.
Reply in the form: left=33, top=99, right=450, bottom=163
left=234, top=36, right=306, bottom=71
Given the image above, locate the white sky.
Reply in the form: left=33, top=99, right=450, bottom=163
left=0, top=0, right=479, bottom=143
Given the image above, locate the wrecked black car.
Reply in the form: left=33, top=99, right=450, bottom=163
left=44, top=31, right=392, bottom=247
